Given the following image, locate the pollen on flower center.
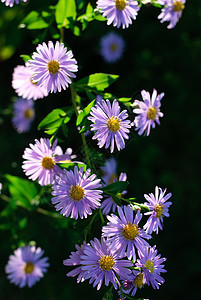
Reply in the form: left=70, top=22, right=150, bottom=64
left=123, top=223, right=139, bottom=240
left=110, top=43, right=118, bottom=52
left=155, top=204, right=164, bottom=218
left=134, top=273, right=144, bottom=287
left=173, top=1, right=185, bottom=12
left=24, top=109, right=34, bottom=119
left=115, top=0, right=127, bottom=11
left=70, top=185, right=85, bottom=201
left=144, top=260, right=154, bottom=273
left=147, top=106, right=157, bottom=120
left=99, top=255, right=115, bottom=271
left=24, top=262, right=35, bottom=274
left=41, top=156, right=55, bottom=170
left=48, top=60, right=60, bottom=75
left=107, top=116, right=120, bottom=133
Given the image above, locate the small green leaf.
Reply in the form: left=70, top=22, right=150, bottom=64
left=76, top=99, right=95, bottom=129
left=112, top=195, right=122, bottom=206
left=102, top=181, right=129, bottom=195
left=20, top=11, right=49, bottom=30
left=56, top=0, right=77, bottom=28
left=59, top=161, right=87, bottom=172
left=20, top=54, right=31, bottom=62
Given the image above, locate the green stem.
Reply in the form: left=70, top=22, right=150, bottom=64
left=99, top=207, right=104, bottom=224
left=60, top=27, right=65, bottom=43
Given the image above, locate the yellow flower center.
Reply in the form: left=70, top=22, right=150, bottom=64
left=109, top=173, right=117, bottom=184
left=48, top=60, right=60, bottom=75
left=99, top=255, right=115, bottom=271
left=107, top=116, right=120, bottom=133
left=122, top=223, right=139, bottom=240
left=115, top=0, right=127, bottom=11
left=144, top=260, right=154, bottom=273
left=69, top=185, right=85, bottom=201
left=41, top=156, right=55, bottom=170
left=154, top=204, right=164, bottom=218
left=147, top=106, right=157, bottom=120
left=134, top=273, right=144, bottom=287
left=110, top=43, right=118, bottom=52
left=24, top=109, right=34, bottom=119
left=24, top=262, right=35, bottom=274
left=173, top=1, right=185, bottom=12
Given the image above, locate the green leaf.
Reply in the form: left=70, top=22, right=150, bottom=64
left=102, top=181, right=129, bottom=195
left=118, top=97, right=132, bottom=103
left=56, top=0, right=77, bottom=28
left=59, top=161, right=87, bottom=172
left=20, top=11, right=49, bottom=30
left=76, top=100, right=95, bottom=128
left=20, top=54, right=31, bottom=62
left=75, top=73, right=119, bottom=92
left=112, top=195, right=122, bottom=206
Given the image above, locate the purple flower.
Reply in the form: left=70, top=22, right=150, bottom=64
left=12, top=63, right=48, bottom=101
left=143, top=186, right=172, bottom=234
left=97, top=0, right=140, bottom=29
left=101, top=172, right=127, bottom=215
left=1, top=0, right=27, bottom=7
left=101, top=157, right=118, bottom=185
left=5, top=245, right=49, bottom=288
left=88, top=99, right=131, bottom=153
left=54, top=146, right=77, bottom=162
left=158, top=0, right=185, bottom=29
left=136, top=245, right=166, bottom=289
left=51, top=166, right=103, bottom=220
left=133, top=89, right=164, bottom=136
left=63, top=241, right=87, bottom=283
left=22, top=138, right=68, bottom=186
left=100, top=32, right=125, bottom=63
left=28, top=41, right=78, bottom=93
left=12, top=98, right=35, bottom=133
left=121, top=270, right=146, bottom=297
left=102, top=205, right=151, bottom=261
left=80, top=237, right=132, bottom=290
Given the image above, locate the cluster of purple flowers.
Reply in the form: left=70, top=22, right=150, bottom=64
left=1, top=0, right=27, bottom=7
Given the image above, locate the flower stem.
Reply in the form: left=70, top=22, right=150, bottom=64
left=99, top=207, right=105, bottom=224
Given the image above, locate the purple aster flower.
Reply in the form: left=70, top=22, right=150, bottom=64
left=97, top=0, right=140, bottom=29
left=80, top=237, right=132, bottom=290
left=101, top=157, right=117, bottom=185
left=143, top=186, right=172, bottom=234
left=121, top=270, right=146, bottom=297
left=158, top=0, right=185, bottom=29
left=1, top=0, right=27, bottom=7
left=51, top=166, right=103, bottom=220
left=102, top=205, right=151, bottom=261
left=54, top=146, right=77, bottom=162
left=5, top=245, right=49, bottom=288
left=133, top=89, right=164, bottom=136
left=12, top=98, right=35, bottom=133
left=136, top=245, right=166, bottom=289
left=22, top=138, right=69, bottom=186
left=101, top=172, right=127, bottom=215
left=100, top=32, right=125, bottom=63
left=12, top=63, right=48, bottom=101
left=28, top=41, right=78, bottom=93
left=63, top=241, right=87, bottom=283
left=88, top=99, right=131, bottom=153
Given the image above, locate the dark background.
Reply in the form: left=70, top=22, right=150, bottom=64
left=0, top=0, right=201, bottom=299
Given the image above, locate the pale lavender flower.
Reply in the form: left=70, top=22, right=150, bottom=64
left=102, top=205, right=151, bottom=261
left=133, top=89, right=164, bottom=136
left=12, top=63, right=48, bottom=101
left=158, top=0, right=185, bottom=29
left=97, top=0, right=140, bottom=29
left=136, top=245, right=166, bottom=289
left=88, top=99, right=131, bottom=153
left=29, top=41, right=78, bottom=93
left=101, top=172, right=127, bottom=215
left=121, top=270, right=146, bottom=297
left=51, top=166, right=103, bottom=220
left=22, top=138, right=68, bottom=186
left=12, top=98, right=35, bottom=133
left=63, top=241, right=87, bottom=283
left=100, top=32, right=125, bottom=63
left=143, top=186, right=172, bottom=234
left=101, top=157, right=117, bottom=185
left=80, top=237, right=132, bottom=290
left=5, top=245, right=49, bottom=288
left=1, top=0, right=27, bottom=7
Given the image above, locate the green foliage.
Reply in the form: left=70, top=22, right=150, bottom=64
left=56, top=0, right=77, bottom=28
left=102, top=181, right=129, bottom=195
left=59, top=161, right=87, bottom=172
left=20, top=11, right=51, bottom=30
left=76, top=99, right=95, bottom=133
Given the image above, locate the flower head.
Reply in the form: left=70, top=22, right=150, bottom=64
left=12, top=63, right=48, bottom=101
left=100, top=32, right=125, bottom=63
left=158, top=0, right=185, bottom=29
left=121, top=270, right=146, bottom=297
left=101, top=157, right=118, bottom=185
left=88, top=99, right=131, bottom=153
left=5, top=245, right=49, bottom=288
left=80, top=237, right=132, bottom=290
left=102, top=205, right=151, bottom=261
left=51, top=166, right=103, bottom=220
left=28, top=41, right=78, bottom=93
left=97, top=0, right=140, bottom=29
left=136, top=245, right=166, bottom=289
left=12, top=98, right=35, bottom=133
left=1, top=0, right=27, bottom=7
left=22, top=138, right=69, bottom=186
left=143, top=186, right=172, bottom=234
left=63, top=241, right=87, bottom=283
left=133, top=89, right=164, bottom=136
